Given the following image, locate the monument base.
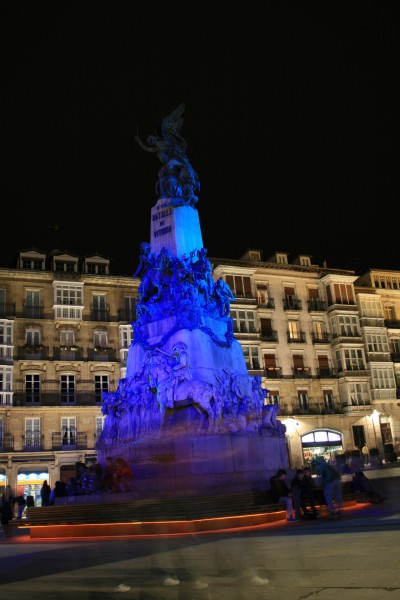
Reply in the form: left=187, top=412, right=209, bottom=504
left=97, top=433, right=289, bottom=499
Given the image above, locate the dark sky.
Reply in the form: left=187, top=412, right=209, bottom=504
left=1, top=2, right=398, bottom=276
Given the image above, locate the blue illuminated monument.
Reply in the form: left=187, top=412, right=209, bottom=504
left=97, top=104, right=288, bottom=497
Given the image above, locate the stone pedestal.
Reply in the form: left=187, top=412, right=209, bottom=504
left=98, top=433, right=288, bottom=499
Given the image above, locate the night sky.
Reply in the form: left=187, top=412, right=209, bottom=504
left=2, top=2, right=397, bottom=276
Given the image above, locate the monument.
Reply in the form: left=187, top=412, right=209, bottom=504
left=96, top=104, right=288, bottom=498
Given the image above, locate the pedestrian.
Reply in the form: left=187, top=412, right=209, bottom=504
left=269, top=469, right=297, bottom=522
left=16, top=495, right=27, bottom=518
left=361, top=444, right=370, bottom=467
left=101, top=456, right=116, bottom=492
left=291, top=468, right=319, bottom=519
left=113, top=457, right=134, bottom=493
left=313, top=457, right=343, bottom=517
left=1, top=484, right=16, bottom=537
left=352, top=470, right=385, bottom=503
left=40, top=480, right=51, bottom=506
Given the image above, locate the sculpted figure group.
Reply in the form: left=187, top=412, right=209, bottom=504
left=98, top=342, right=286, bottom=446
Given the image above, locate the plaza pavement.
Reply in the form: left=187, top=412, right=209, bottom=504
left=0, top=472, right=399, bottom=599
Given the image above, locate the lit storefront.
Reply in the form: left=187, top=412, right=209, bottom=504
left=16, top=471, right=49, bottom=507
left=301, top=430, right=343, bottom=466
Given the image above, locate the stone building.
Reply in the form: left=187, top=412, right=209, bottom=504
left=0, top=246, right=399, bottom=500
left=0, top=248, right=138, bottom=503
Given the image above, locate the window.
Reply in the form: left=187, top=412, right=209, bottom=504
left=230, top=309, right=256, bottom=333
left=60, top=374, right=76, bottom=403
left=55, top=260, right=75, bottom=272
left=25, top=374, right=40, bottom=404
left=312, top=321, right=327, bottom=341
left=359, top=298, right=383, bottom=318
left=54, top=283, right=84, bottom=319
left=260, top=318, right=274, bottom=340
left=0, top=367, right=12, bottom=405
left=317, top=355, right=330, bottom=376
left=93, top=330, right=109, bottom=348
left=371, top=367, right=396, bottom=397
left=25, top=417, right=41, bottom=447
left=60, top=329, right=76, bottom=347
left=242, top=346, right=261, bottom=370
left=268, top=390, right=280, bottom=405
left=0, top=321, right=13, bottom=345
left=323, top=389, right=334, bottom=410
left=95, top=374, right=109, bottom=403
left=284, top=286, right=296, bottom=302
left=225, top=275, right=252, bottom=298
left=330, top=315, right=359, bottom=337
left=25, top=290, right=41, bottom=318
left=92, top=294, right=107, bottom=319
left=120, top=325, right=132, bottom=349
left=288, top=320, right=302, bottom=340
left=96, top=415, right=106, bottom=436
left=61, top=417, right=76, bottom=445
left=383, top=305, right=396, bottom=321
left=366, top=332, right=389, bottom=353
left=87, top=263, right=106, bottom=275
left=347, top=382, right=370, bottom=405
left=55, top=284, right=83, bottom=305
left=342, top=348, right=365, bottom=371
left=257, top=286, right=269, bottom=305
left=25, top=327, right=41, bottom=346
left=22, top=258, right=44, bottom=270
left=326, top=283, right=354, bottom=305
left=298, top=390, right=309, bottom=409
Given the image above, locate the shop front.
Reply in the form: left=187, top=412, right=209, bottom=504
left=16, top=470, right=49, bottom=508
left=301, top=430, right=343, bottom=467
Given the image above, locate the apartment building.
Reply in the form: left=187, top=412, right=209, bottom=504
left=0, top=248, right=138, bottom=503
left=212, top=249, right=400, bottom=468
left=1, top=247, right=399, bottom=501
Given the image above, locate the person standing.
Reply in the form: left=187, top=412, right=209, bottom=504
left=1, top=485, right=15, bottom=538
left=269, top=469, right=297, bottom=522
left=40, top=480, right=51, bottom=506
left=313, top=457, right=343, bottom=517
left=361, top=444, right=370, bottom=467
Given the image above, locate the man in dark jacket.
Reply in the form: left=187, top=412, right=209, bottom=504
left=291, top=469, right=319, bottom=519
left=269, top=469, right=297, bottom=522
left=313, top=457, right=343, bottom=516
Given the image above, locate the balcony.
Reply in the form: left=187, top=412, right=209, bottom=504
left=385, top=319, right=400, bottom=329
left=283, top=298, right=302, bottom=311
left=233, top=293, right=257, bottom=305
left=311, top=332, right=331, bottom=344
left=52, top=431, right=88, bottom=450
left=317, top=367, right=336, bottom=378
left=292, top=368, right=311, bottom=378
left=0, top=302, right=16, bottom=318
left=307, top=299, right=327, bottom=312
left=260, top=330, right=278, bottom=342
left=17, top=345, right=49, bottom=360
left=257, top=298, right=275, bottom=309
left=53, top=346, right=83, bottom=361
left=23, top=304, right=44, bottom=319
left=342, top=402, right=372, bottom=415
left=12, top=391, right=102, bottom=407
left=23, top=432, right=44, bottom=451
left=264, top=367, right=283, bottom=379
left=292, top=404, right=343, bottom=416
left=118, top=308, right=136, bottom=322
left=287, top=331, right=307, bottom=343
left=91, top=309, right=110, bottom=322
left=0, top=432, right=14, bottom=451
left=337, top=367, right=369, bottom=377
left=87, top=347, right=117, bottom=362
left=366, top=352, right=391, bottom=363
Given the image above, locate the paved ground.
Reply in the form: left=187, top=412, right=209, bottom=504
left=0, top=476, right=399, bottom=600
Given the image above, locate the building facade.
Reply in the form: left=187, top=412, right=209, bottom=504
left=0, top=249, right=138, bottom=503
left=1, top=247, right=399, bottom=501
left=212, top=249, right=400, bottom=468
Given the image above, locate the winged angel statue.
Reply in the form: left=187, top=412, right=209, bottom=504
left=135, top=103, right=200, bottom=207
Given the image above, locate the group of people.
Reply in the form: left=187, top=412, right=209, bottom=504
left=269, top=455, right=384, bottom=522
left=269, top=467, right=323, bottom=522
left=62, top=457, right=135, bottom=498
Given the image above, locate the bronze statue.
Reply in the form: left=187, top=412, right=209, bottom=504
left=135, top=103, right=200, bottom=207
